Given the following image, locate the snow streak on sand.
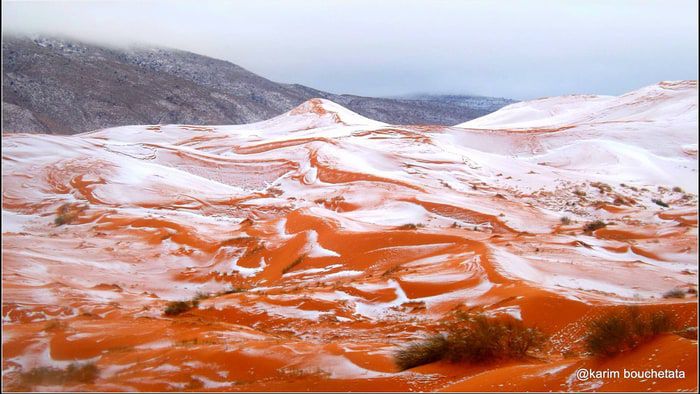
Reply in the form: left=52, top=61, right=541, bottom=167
left=2, top=81, right=698, bottom=392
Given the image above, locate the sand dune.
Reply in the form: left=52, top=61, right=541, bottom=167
left=2, top=81, right=697, bottom=391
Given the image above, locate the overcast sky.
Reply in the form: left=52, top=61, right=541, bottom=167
left=2, top=0, right=698, bottom=99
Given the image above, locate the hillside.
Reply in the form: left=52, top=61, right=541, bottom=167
left=1, top=36, right=515, bottom=134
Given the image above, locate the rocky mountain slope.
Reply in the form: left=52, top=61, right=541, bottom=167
left=2, top=36, right=514, bottom=134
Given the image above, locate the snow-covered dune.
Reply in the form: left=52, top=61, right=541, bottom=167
left=2, top=84, right=698, bottom=392
left=456, top=80, right=697, bottom=129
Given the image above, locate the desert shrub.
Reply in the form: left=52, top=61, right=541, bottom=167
left=573, top=190, right=587, bottom=197
left=398, top=223, right=425, bottom=230
left=54, top=203, right=84, bottom=226
left=675, top=327, right=697, bottom=340
left=54, top=207, right=75, bottom=226
left=612, top=195, right=635, bottom=206
left=221, top=286, right=245, bottom=295
left=585, top=307, right=673, bottom=356
left=394, top=313, right=545, bottom=370
left=560, top=216, right=572, bottom=225
left=672, top=186, right=684, bottom=193
left=193, top=292, right=210, bottom=302
left=21, top=363, right=98, bottom=386
left=54, top=214, right=71, bottom=226
left=395, top=334, right=448, bottom=371
left=164, top=299, right=198, bottom=316
left=662, top=289, right=686, bottom=299
left=382, top=264, right=402, bottom=277
left=647, top=311, right=673, bottom=334
left=444, top=314, right=545, bottom=363
left=652, top=198, right=669, bottom=208
left=583, top=220, right=607, bottom=233
left=591, top=182, right=612, bottom=193
left=281, top=255, right=305, bottom=274
left=43, top=320, right=67, bottom=331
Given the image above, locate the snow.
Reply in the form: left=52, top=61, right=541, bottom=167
left=1, top=80, right=697, bottom=384
left=304, top=230, right=341, bottom=258
left=223, top=98, right=387, bottom=135
left=229, top=257, right=266, bottom=278
left=457, top=81, right=697, bottom=129
left=338, top=201, right=429, bottom=227
left=2, top=210, right=37, bottom=233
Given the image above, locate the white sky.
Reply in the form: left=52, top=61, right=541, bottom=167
left=2, top=0, right=698, bottom=99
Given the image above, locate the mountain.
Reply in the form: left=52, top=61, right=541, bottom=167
left=1, top=36, right=514, bottom=134
left=403, top=93, right=516, bottom=110
left=2, top=82, right=697, bottom=391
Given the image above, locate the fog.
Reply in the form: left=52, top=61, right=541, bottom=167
left=3, top=0, right=697, bottom=99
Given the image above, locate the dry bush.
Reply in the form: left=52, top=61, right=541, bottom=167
left=21, top=363, right=98, bottom=386
left=54, top=203, right=78, bottom=226
left=163, top=299, right=199, bottom=316
left=560, top=216, right=572, bottom=225
left=583, top=220, right=607, bottom=233
left=444, top=313, right=545, bottom=363
left=221, top=286, right=245, bottom=295
left=282, top=255, right=305, bottom=274
left=675, top=327, right=697, bottom=340
left=591, top=182, right=612, bottom=193
left=382, top=264, right=403, bottom=277
left=662, top=289, right=686, bottom=299
left=612, top=194, right=635, bottom=206
left=652, top=198, right=669, bottom=208
left=394, top=313, right=545, bottom=370
left=394, top=335, right=448, bottom=371
left=585, top=307, right=673, bottom=356
left=397, top=223, right=424, bottom=230
left=193, top=292, right=210, bottom=302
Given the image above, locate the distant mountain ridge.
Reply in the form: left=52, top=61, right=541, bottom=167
left=2, top=36, right=516, bottom=134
